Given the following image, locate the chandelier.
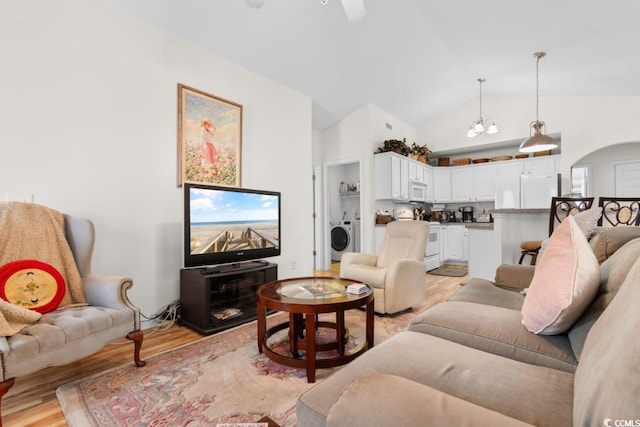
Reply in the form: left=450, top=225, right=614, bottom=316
left=519, top=52, right=558, bottom=153
left=466, top=78, right=498, bottom=138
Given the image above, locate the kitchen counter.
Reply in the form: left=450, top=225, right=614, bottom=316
left=489, top=208, right=549, bottom=214
left=490, top=209, right=548, bottom=267
left=467, top=226, right=496, bottom=281
left=465, top=223, right=494, bottom=230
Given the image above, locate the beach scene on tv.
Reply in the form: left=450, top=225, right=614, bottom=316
left=189, top=188, right=280, bottom=255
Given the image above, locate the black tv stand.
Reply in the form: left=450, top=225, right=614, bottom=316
left=179, top=261, right=277, bottom=335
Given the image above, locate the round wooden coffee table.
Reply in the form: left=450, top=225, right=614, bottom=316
left=257, top=277, right=374, bottom=383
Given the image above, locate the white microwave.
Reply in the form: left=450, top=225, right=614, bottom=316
left=409, top=180, right=428, bottom=202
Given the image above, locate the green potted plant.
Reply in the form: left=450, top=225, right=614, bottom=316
left=374, top=138, right=410, bottom=156
left=410, top=142, right=431, bottom=163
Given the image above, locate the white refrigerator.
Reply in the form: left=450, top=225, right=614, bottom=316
left=495, top=174, right=560, bottom=209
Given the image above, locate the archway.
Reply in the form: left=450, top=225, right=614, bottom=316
left=571, top=141, right=640, bottom=197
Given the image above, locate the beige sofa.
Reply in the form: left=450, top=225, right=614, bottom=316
left=296, top=227, right=640, bottom=426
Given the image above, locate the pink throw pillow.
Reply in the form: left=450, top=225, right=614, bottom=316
left=521, top=216, right=600, bottom=335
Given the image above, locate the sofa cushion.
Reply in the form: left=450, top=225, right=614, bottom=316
left=4, top=305, right=133, bottom=378
left=449, top=278, right=524, bottom=310
left=296, top=331, right=574, bottom=427
left=588, top=225, right=640, bottom=263
left=409, top=301, right=577, bottom=372
left=326, top=374, right=533, bottom=427
left=521, top=216, right=600, bottom=335
left=494, top=264, right=536, bottom=291
left=573, top=254, right=640, bottom=424
left=568, top=237, right=640, bottom=360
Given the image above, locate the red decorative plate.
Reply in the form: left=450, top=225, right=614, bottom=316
left=0, top=260, right=66, bottom=313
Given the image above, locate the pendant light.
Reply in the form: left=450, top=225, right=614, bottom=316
left=466, top=78, right=499, bottom=138
left=519, top=52, right=558, bottom=153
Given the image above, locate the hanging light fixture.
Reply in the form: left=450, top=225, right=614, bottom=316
left=466, top=78, right=499, bottom=138
left=519, top=52, right=558, bottom=153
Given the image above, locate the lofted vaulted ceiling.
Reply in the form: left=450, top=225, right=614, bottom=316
left=100, top=0, right=640, bottom=130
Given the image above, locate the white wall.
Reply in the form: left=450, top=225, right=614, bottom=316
left=0, top=0, right=314, bottom=318
left=320, top=104, right=417, bottom=256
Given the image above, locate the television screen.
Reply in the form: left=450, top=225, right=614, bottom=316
left=184, top=183, right=281, bottom=268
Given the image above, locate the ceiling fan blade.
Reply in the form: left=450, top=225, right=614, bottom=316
left=340, top=0, right=367, bottom=22
left=245, top=0, right=265, bottom=9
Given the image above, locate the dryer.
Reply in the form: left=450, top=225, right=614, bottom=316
left=331, top=220, right=356, bottom=261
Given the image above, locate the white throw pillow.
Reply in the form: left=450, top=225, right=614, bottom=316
left=573, top=206, right=602, bottom=239
left=537, top=206, right=602, bottom=260
left=521, top=216, right=600, bottom=335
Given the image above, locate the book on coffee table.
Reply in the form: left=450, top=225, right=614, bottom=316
left=298, top=281, right=345, bottom=297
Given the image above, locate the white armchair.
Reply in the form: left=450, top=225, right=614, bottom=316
left=340, top=221, right=428, bottom=314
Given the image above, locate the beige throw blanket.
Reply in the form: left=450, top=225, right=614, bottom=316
left=0, top=298, right=42, bottom=337
left=0, top=202, right=87, bottom=336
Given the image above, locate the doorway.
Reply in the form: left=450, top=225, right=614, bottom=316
left=322, top=159, right=362, bottom=271
left=614, top=160, right=640, bottom=196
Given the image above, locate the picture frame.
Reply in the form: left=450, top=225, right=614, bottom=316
left=177, top=84, right=242, bottom=187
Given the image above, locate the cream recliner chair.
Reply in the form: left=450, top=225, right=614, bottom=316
left=340, top=221, right=428, bottom=315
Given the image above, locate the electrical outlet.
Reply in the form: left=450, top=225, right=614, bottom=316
left=291, top=260, right=296, bottom=270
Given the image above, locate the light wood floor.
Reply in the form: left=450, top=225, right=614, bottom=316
left=2, top=266, right=466, bottom=426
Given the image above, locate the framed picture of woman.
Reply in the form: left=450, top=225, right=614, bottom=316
left=177, top=84, right=242, bottom=187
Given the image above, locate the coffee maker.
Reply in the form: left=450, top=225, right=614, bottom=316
left=442, top=209, right=456, bottom=223
left=459, top=206, right=474, bottom=222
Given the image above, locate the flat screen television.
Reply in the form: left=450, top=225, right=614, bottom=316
left=184, top=183, right=281, bottom=268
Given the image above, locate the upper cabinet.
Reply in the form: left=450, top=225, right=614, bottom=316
left=523, top=156, right=559, bottom=176
left=495, top=159, right=524, bottom=177
left=374, top=152, right=560, bottom=204
left=374, top=152, right=409, bottom=201
left=451, top=166, right=473, bottom=202
left=408, top=161, right=425, bottom=182
left=473, top=163, right=496, bottom=201
left=424, top=166, right=434, bottom=202
left=433, top=167, right=451, bottom=202
left=451, top=163, right=495, bottom=202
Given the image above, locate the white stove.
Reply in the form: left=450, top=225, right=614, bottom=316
left=426, top=222, right=441, bottom=271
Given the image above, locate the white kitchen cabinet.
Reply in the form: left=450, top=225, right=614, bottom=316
left=442, top=224, right=467, bottom=262
left=473, top=163, right=496, bottom=201
left=374, top=152, right=409, bottom=201
left=451, top=166, right=473, bottom=202
left=494, top=159, right=524, bottom=178
left=524, top=156, right=559, bottom=176
left=451, top=163, right=495, bottom=202
left=432, top=167, right=451, bottom=202
left=467, top=226, right=496, bottom=280
left=424, top=166, right=434, bottom=202
left=463, top=227, right=469, bottom=261
left=409, top=161, right=425, bottom=182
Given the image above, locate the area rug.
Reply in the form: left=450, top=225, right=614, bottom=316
left=56, top=306, right=437, bottom=427
left=428, top=266, right=468, bottom=277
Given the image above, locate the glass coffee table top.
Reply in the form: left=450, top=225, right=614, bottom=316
left=275, top=277, right=370, bottom=300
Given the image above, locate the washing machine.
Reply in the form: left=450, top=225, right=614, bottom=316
left=331, top=220, right=359, bottom=261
